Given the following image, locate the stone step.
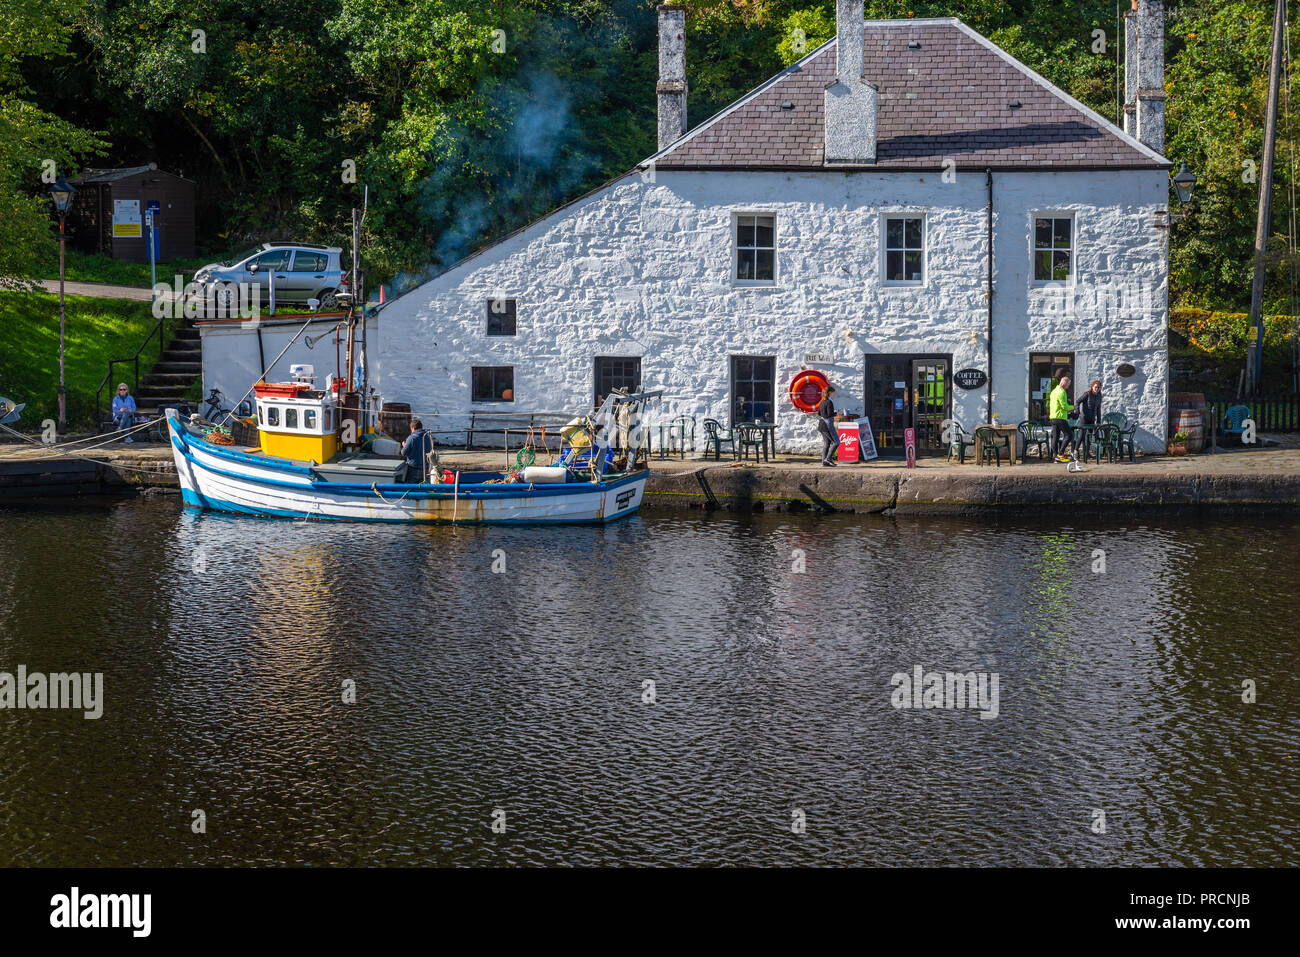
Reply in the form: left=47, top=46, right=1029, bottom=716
left=150, top=361, right=201, bottom=375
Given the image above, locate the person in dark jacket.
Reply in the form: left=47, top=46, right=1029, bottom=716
left=1078, top=379, right=1103, bottom=458
left=401, top=417, right=434, bottom=482
left=816, top=385, right=839, bottom=466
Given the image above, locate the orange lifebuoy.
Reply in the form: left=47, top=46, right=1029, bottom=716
left=789, top=370, right=830, bottom=413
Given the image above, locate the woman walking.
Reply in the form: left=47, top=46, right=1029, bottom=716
left=1078, top=380, right=1103, bottom=458
left=816, top=385, right=839, bottom=466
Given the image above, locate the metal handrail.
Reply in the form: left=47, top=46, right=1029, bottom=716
left=95, top=314, right=171, bottom=430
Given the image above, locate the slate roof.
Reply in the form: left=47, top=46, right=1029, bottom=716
left=652, top=18, right=1167, bottom=170
left=72, top=166, right=194, bottom=184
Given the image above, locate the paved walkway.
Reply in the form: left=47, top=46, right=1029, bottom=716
left=31, top=279, right=152, bottom=300
left=4, top=435, right=1298, bottom=474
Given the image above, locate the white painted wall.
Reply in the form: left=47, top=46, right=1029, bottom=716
left=199, top=316, right=379, bottom=410
left=377, top=167, right=1168, bottom=453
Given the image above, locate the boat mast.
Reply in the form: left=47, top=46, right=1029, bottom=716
left=1247, top=0, right=1287, bottom=395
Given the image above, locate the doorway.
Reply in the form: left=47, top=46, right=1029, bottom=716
left=864, top=354, right=951, bottom=455
left=1028, top=352, right=1074, bottom=422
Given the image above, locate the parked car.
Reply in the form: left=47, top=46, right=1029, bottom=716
left=192, top=242, right=348, bottom=308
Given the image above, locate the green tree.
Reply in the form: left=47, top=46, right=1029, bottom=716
left=0, top=0, right=104, bottom=289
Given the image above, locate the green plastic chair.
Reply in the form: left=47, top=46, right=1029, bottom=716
left=702, top=419, right=735, bottom=460
left=947, top=423, right=977, bottom=464
left=974, top=425, right=1007, bottom=466
left=1102, top=412, right=1136, bottom=462
left=737, top=424, right=764, bottom=462
left=1018, top=420, right=1049, bottom=460
left=1091, top=423, right=1121, bottom=463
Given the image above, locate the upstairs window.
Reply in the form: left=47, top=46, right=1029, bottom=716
left=1034, top=216, right=1073, bottom=282
left=884, top=216, right=924, bottom=283
left=735, top=214, right=775, bottom=283
left=487, top=297, right=517, bottom=336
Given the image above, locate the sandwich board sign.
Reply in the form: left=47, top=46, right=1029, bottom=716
left=904, top=427, right=917, bottom=468
left=857, top=416, right=878, bottom=461
left=112, top=199, right=141, bottom=238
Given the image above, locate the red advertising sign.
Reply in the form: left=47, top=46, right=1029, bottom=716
left=836, top=421, right=860, bottom=462
left=904, top=427, right=917, bottom=468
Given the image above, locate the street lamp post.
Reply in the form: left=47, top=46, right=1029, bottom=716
left=49, top=175, right=76, bottom=432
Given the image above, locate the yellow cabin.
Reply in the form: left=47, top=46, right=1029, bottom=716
left=253, top=369, right=339, bottom=464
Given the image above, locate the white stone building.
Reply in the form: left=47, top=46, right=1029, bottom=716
left=377, top=2, right=1174, bottom=455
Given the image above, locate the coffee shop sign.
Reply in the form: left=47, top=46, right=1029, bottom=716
left=953, top=368, right=988, bottom=390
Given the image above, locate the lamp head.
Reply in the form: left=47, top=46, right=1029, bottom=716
left=49, top=174, right=76, bottom=213
left=1172, top=162, right=1196, bottom=205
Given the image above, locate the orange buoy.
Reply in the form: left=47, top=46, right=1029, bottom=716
left=789, top=370, right=830, bottom=413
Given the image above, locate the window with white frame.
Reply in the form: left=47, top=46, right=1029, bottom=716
left=1034, top=216, right=1074, bottom=282
left=735, top=214, right=775, bottom=282
left=884, top=216, right=925, bottom=283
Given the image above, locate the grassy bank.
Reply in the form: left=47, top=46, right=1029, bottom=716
left=0, top=292, right=163, bottom=429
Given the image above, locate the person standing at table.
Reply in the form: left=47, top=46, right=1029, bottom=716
left=816, top=384, right=839, bottom=466
left=1078, top=379, right=1103, bottom=458
left=1048, top=373, right=1076, bottom=462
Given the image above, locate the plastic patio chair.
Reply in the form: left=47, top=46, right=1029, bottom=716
left=737, top=424, right=764, bottom=462
left=1091, top=423, right=1121, bottom=464
left=974, top=425, right=1007, bottom=466
left=702, top=419, right=735, bottom=460
left=1018, top=420, right=1049, bottom=461
left=947, top=423, right=977, bottom=464
left=1221, top=405, right=1251, bottom=444
left=1102, top=412, right=1136, bottom=462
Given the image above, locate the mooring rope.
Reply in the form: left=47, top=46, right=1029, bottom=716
left=0, top=420, right=173, bottom=474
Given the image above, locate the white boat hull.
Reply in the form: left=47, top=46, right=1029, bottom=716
left=165, top=411, right=646, bottom=524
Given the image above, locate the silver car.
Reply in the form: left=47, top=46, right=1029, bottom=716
left=193, top=242, right=347, bottom=308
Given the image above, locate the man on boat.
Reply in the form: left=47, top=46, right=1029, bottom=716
left=402, top=418, right=435, bottom=482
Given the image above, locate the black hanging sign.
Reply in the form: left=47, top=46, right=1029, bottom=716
left=953, top=368, right=988, bottom=390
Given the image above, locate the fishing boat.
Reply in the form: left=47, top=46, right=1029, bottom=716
left=164, top=369, right=656, bottom=524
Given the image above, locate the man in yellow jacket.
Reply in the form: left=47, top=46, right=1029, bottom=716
left=1048, top=373, right=1075, bottom=462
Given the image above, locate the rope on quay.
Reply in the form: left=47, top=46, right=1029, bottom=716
left=0, top=417, right=162, bottom=458
left=0, top=420, right=175, bottom=475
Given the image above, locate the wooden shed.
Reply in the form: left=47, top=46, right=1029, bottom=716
left=68, top=165, right=196, bottom=262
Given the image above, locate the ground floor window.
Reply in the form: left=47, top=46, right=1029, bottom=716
left=1028, top=352, right=1074, bottom=422
left=594, top=356, right=641, bottom=407
left=472, top=366, right=514, bottom=402
left=864, top=354, right=951, bottom=455
left=731, top=355, right=775, bottom=423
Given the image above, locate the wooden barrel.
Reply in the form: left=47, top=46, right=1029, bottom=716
left=380, top=402, right=412, bottom=441
left=1176, top=408, right=1206, bottom=453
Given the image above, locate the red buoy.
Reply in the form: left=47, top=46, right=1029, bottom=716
left=789, top=370, right=830, bottom=413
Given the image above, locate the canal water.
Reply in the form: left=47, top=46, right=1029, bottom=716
left=0, top=496, right=1296, bottom=867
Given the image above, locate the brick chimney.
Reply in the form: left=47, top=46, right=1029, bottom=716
left=657, top=5, right=687, bottom=150
left=1134, top=0, right=1165, bottom=153
left=823, top=0, right=877, bottom=165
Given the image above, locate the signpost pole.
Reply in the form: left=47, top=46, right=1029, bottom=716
left=146, top=209, right=156, bottom=296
